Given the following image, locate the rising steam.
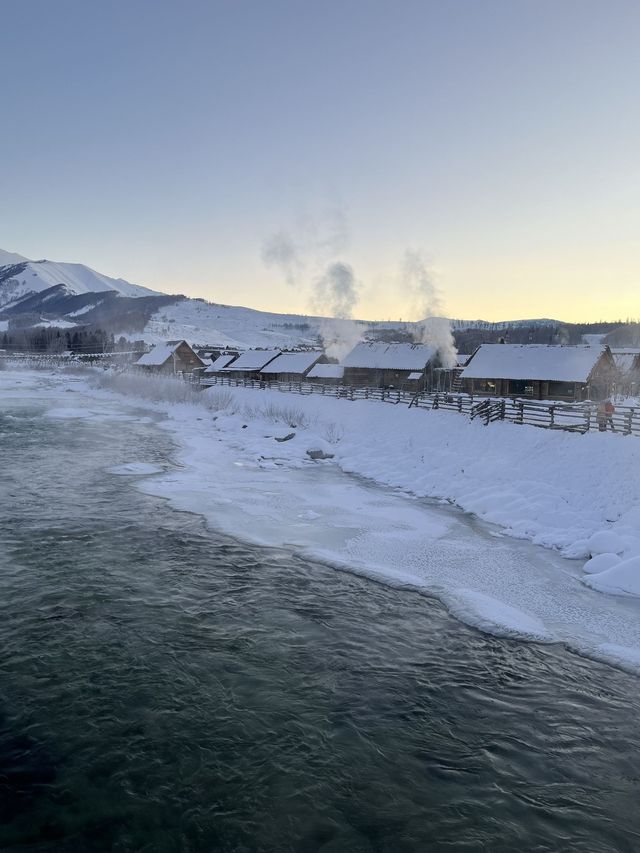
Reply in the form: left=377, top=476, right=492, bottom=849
left=261, top=231, right=301, bottom=287
left=311, top=261, right=362, bottom=359
left=311, top=261, right=359, bottom=319
left=401, top=249, right=457, bottom=368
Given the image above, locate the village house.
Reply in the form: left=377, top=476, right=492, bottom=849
left=220, top=349, right=281, bottom=380
left=259, top=351, right=326, bottom=383
left=341, top=342, right=438, bottom=389
left=460, top=344, right=617, bottom=401
left=135, top=340, right=205, bottom=374
left=306, top=363, right=345, bottom=384
left=611, top=348, right=640, bottom=396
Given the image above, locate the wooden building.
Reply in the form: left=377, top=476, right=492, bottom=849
left=306, top=363, right=344, bottom=384
left=259, top=351, right=325, bottom=382
left=219, top=349, right=281, bottom=380
left=460, top=344, right=617, bottom=401
left=135, top=340, right=205, bottom=374
left=341, top=342, right=438, bottom=389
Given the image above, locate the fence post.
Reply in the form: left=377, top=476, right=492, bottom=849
left=433, top=393, right=439, bottom=410
left=500, top=399, right=506, bottom=420
left=549, top=405, right=555, bottom=428
left=628, top=408, right=635, bottom=436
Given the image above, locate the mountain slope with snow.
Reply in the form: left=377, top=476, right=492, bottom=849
left=0, top=253, right=160, bottom=309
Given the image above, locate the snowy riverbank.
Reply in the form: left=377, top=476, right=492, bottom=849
left=4, top=368, right=640, bottom=672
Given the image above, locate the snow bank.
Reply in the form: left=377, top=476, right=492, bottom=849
left=215, top=386, right=640, bottom=549
left=584, top=556, right=640, bottom=597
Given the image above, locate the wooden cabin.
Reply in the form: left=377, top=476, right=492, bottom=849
left=460, top=344, right=617, bottom=401
left=341, top=342, right=438, bottom=389
left=220, top=349, right=281, bottom=380
left=259, top=351, right=325, bottom=382
left=306, top=363, right=344, bottom=384
left=135, top=340, right=205, bottom=374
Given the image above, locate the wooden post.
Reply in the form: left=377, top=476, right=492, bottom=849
left=549, top=405, right=555, bottom=427
left=627, top=408, right=634, bottom=436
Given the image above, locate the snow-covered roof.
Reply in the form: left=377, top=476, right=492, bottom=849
left=204, top=354, right=237, bottom=373
left=136, top=341, right=186, bottom=366
left=260, top=351, right=322, bottom=375
left=222, top=349, right=281, bottom=371
left=342, top=342, right=437, bottom=370
left=307, top=363, right=345, bottom=380
left=456, top=354, right=471, bottom=366
left=461, top=344, right=609, bottom=382
left=407, top=372, right=423, bottom=380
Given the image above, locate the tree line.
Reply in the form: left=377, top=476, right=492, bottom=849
left=0, top=327, right=145, bottom=354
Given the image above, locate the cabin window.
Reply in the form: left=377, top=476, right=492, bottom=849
left=508, top=379, right=534, bottom=396
left=475, top=379, right=497, bottom=393
left=548, top=381, right=576, bottom=398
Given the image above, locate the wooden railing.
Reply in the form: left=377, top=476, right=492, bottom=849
left=198, top=375, right=640, bottom=436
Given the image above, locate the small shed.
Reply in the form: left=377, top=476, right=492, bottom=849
left=341, top=342, right=438, bottom=389
left=204, top=353, right=239, bottom=375
left=259, top=351, right=325, bottom=382
left=460, top=344, right=617, bottom=401
left=306, top=363, right=345, bottom=384
left=221, top=349, right=281, bottom=380
left=136, top=340, right=205, bottom=374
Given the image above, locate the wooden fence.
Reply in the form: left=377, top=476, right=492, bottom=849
left=199, top=375, right=640, bottom=436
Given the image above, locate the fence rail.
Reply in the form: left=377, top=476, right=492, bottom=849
left=199, top=375, right=640, bottom=436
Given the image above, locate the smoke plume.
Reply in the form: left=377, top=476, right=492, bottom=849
left=261, top=231, right=301, bottom=287
left=311, top=261, right=358, bottom=319
left=401, top=249, right=457, bottom=368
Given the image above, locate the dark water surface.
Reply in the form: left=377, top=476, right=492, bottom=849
left=1, top=391, right=640, bottom=852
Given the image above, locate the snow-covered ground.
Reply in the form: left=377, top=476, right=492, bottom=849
left=4, top=368, right=640, bottom=673
left=139, top=297, right=371, bottom=350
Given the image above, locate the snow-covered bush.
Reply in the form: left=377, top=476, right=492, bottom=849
left=91, top=370, right=202, bottom=405
left=258, top=402, right=309, bottom=429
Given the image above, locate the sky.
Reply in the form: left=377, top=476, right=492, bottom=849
left=1, top=0, right=639, bottom=322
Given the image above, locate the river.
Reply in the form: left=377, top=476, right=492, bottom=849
left=1, top=371, right=640, bottom=852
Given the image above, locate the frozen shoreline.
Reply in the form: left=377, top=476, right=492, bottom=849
left=4, top=368, right=640, bottom=673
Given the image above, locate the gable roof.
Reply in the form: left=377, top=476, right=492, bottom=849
left=204, top=353, right=238, bottom=373
left=461, top=344, right=609, bottom=383
left=307, top=363, right=344, bottom=380
left=222, top=349, right=281, bottom=371
left=136, top=340, right=188, bottom=366
left=260, top=351, right=322, bottom=375
left=611, top=350, right=640, bottom=374
left=342, top=342, right=437, bottom=371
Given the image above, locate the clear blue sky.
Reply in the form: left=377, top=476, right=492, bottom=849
left=1, top=0, right=639, bottom=321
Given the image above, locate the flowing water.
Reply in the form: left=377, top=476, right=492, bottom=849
left=1, top=380, right=640, bottom=852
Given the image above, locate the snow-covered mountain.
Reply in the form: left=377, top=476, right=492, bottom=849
left=0, top=251, right=159, bottom=310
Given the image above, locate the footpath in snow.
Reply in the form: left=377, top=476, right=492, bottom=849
left=5, top=369, right=640, bottom=673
